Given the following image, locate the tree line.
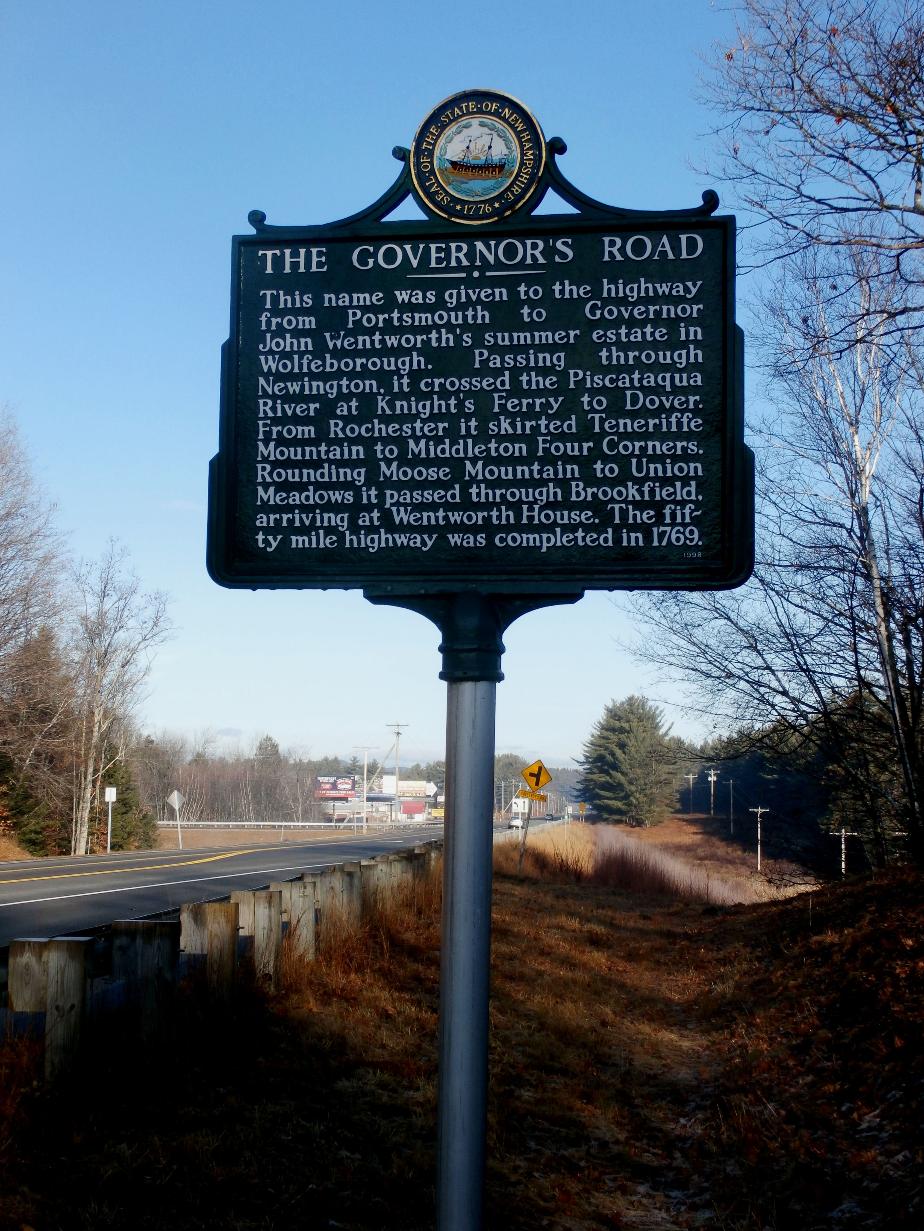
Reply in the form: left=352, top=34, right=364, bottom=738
left=0, top=413, right=171, bottom=855
left=578, top=694, right=873, bottom=874
left=618, top=0, right=924, bottom=868
left=132, top=731, right=450, bottom=828
left=5, top=0, right=921, bottom=871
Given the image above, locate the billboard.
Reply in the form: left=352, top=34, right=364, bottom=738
left=314, top=775, right=356, bottom=801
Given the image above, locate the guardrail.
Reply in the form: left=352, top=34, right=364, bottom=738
left=154, top=819, right=439, bottom=829
left=0, top=839, right=442, bottom=1082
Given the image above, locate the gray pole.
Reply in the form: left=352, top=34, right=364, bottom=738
left=438, top=677, right=496, bottom=1231
left=707, top=767, right=719, bottom=816
left=363, top=748, right=369, bottom=832
left=388, top=721, right=408, bottom=824
left=363, top=588, right=582, bottom=1231
left=750, top=806, right=766, bottom=870
left=729, top=779, right=734, bottom=836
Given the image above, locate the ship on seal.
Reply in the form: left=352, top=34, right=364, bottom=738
left=446, top=135, right=508, bottom=179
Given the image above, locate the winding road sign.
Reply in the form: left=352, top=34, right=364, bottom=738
left=521, top=760, right=552, bottom=791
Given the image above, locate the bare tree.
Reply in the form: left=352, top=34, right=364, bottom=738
left=0, top=413, right=74, bottom=848
left=0, top=411, right=61, bottom=662
left=705, top=0, right=924, bottom=347
left=70, top=542, right=171, bottom=855
left=628, top=253, right=924, bottom=862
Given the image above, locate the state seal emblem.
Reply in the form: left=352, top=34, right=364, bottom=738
left=410, top=89, right=546, bottom=225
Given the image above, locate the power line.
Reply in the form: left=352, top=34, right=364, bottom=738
left=685, top=773, right=695, bottom=814
left=387, top=722, right=408, bottom=823
left=749, top=806, right=768, bottom=871
left=707, top=767, right=720, bottom=816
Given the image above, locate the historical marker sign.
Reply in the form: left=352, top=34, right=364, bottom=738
left=209, top=91, right=753, bottom=596
left=207, top=92, right=755, bottom=1231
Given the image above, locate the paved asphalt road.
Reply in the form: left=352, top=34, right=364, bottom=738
left=0, top=826, right=443, bottom=948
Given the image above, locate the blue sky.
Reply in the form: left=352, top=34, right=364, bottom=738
left=1, top=0, right=742, bottom=766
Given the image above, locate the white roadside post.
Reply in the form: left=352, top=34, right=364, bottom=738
left=104, top=786, right=117, bottom=853
left=167, top=789, right=185, bottom=850
left=707, top=767, right=720, bottom=816
left=750, top=805, right=768, bottom=871
left=353, top=745, right=373, bottom=833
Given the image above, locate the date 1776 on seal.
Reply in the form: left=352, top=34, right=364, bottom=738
left=410, top=89, right=546, bottom=224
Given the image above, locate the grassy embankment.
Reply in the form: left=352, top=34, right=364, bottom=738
left=1, top=819, right=921, bottom=1230
left=0, top=837, right=31, bottom=861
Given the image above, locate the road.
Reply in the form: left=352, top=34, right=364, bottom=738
left=0, top=826, right=442, bottom=948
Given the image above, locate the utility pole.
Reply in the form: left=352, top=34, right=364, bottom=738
left=388, top=722, right=408, bottom=824
left=354, top=745, right=374, bottom=831
left=838, top=827, right=859, bottom=877
left=707, top=767, right=719, bottom=816
left=684, top=772, right=695, bottom=814
left=728, top=780, right=734, bottom=836
left=749, top=806, right=768, bottom=871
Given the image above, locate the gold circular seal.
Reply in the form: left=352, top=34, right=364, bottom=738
left=410, top=89, right=546, bottom=225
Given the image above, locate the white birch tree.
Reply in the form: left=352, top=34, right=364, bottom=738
left=70, top=542, right=171, bottom=855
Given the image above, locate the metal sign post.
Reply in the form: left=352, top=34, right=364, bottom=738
left=167, top=789, right=185, bottom=850
left=104, top=786, right=117, bottom=853
left=207, top=87, right=754, bottom=1230
left=440, top=676, right=495, bottom=1228
left=366, top=590, right=580, bottom=1230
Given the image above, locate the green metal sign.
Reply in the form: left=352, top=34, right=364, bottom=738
left=209, top=91, right=753, bottom=596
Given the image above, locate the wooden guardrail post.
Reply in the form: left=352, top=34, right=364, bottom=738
left=359, top=859, right=381, bottom=915
left=180, top=900, right=239, bottom=999
left=44, top=937, right=93, bottom=1082
left=7, top=938, right=48, bottom=1036
left=388, top=852, right=411, bottom=892
left=323, top=864, right=345, bottom=914
left=8, top=939, right=48, bottom=1008
left=111, top=920, right=180, bottom=1040
left=288, top=878, right=318, bottom=960
left=230, top=889, right=257, bottom=960
left=316, top=866, right=344, bottom=947
left=252, top=889, right=282, bottom=989
left=373, top=853, right=393, bottom=901
left=268, top=880, right=295, bottom=932
left=341, top=861, right=363, bottom=928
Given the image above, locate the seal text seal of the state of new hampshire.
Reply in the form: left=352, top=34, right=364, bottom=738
left=410, top=89, right=546, bottom=225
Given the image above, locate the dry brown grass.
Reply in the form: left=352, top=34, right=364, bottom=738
left=629, top=813, right=818, bottom=897
left=0, top=835, right=31, bottom=861
left=1, top=848, right=920, bottom=1230
left=499, top=821, right=778, bottom=905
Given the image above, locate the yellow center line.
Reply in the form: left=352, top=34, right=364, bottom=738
left=0, top=849, right=265, bottom=887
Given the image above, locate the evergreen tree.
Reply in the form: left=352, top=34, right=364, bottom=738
left=254, top=734, right=282, bottom=762
left=1, top=627, right=74, bottom=854
left=97, top=748, right=157, bottom=851
left=423, top=760, right=445, bottom=788
left=579, top=696, right=674, bottom=827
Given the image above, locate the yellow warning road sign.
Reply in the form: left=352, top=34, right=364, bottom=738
left=516, top=790, right=548, bottom=802
left=521, top=759, right=552, bottom=791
